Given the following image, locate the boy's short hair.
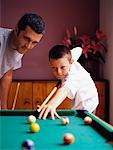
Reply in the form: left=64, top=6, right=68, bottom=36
left=17, top=13, right=45, bottom=34
left=49, top=45, right=72, bottom=61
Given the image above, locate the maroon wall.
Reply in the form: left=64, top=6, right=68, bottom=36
left=1, top=0, right=99, bottom=80
left=0, top=0, right=1, bottom=25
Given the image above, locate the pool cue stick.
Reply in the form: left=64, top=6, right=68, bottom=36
left=37, top=80, right=61, bottom=112
left=12, top=82, right=20, bottom=110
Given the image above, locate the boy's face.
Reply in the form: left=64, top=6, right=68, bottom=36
left=12, top=26, right=43, bottom=54
left=50, top=55, right=73, bottom=80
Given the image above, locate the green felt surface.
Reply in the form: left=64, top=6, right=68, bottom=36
left=0, top=110, right=113, bottom=150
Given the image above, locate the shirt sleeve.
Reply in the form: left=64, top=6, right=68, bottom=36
left=71, top=47, right=82, bottom=61
left=62, top=74, right=80, bottom=100
left=13, top=59, right=22, bottom=70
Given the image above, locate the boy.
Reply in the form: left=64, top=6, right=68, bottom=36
left=38, top=45, right=99, bottom=120
left=0, top=13, right=45, bottom=109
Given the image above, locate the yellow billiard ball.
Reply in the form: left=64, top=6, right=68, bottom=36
left=30, top=122, right=40, bottom=133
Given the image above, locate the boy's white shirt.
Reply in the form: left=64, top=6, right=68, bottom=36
left=0, top=27, right=23, bottom=79
left=71, top=47, right=82, bottom=61
left=62, top=47, right=99, bottom=113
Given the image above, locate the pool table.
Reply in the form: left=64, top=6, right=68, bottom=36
left=0, top=110, right=113, bottom=150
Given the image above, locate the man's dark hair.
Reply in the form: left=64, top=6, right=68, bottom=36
left=17, top=13, right=45, bottom=34
left=49, top=45, right=72, bottom=61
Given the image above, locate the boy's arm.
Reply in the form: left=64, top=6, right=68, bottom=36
left=71, top=47, right=82, bottom=61
left=38, top=86, right=70, bottom=120
left=0, top=69, right=13, bottom=109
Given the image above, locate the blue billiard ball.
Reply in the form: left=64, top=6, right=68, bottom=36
left=22, top=139, right=34, bottom=150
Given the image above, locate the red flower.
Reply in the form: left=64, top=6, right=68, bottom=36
left=96, top=30, right=107, bottom=42
left=62, top=27, right=107, bottom=63
left=82, top=44, right=92, bottom=58
left=91, top=41, right=101, bottom=54
left=62, top=29, right=71, bottom=47
left=80, top=35, right=91, bottom=46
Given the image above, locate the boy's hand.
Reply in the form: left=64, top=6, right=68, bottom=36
left=38, top=86, right=69, bottom=120
left=38, top=103, right=61, bottom=120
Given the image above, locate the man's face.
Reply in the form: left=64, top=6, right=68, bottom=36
left=13, top=26, right=43, bottom=54
left=50, top=55, right=73, bottom=80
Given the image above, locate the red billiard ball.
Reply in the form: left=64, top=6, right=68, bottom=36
left=22, top=139, right=34, bottom=149
left=84, top=116, right=92, bottom=125
left=61, top=116, right=69, bottom=125
left=63, top=133, right=75, bottom=144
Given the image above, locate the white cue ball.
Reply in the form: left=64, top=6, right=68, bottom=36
left=28, top=115, right=36, bottom=123
left=84, top=116, right=92, bottom=125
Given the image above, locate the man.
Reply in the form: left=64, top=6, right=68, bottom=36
left=0, top=13, right=45, bottom=109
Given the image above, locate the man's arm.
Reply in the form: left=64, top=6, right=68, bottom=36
left=0, top=69, right=13, bottom=109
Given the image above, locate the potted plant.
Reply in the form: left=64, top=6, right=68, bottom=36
left=62, top=26, right=107, bottom=80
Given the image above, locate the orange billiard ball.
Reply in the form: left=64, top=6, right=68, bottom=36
left=63, top=133, right=75, bottom=144
left=30, top=122, right=40, bottom=133
left=84, top=116, right=92, bottom=125
left=61, top=116, right=69, bottom=125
